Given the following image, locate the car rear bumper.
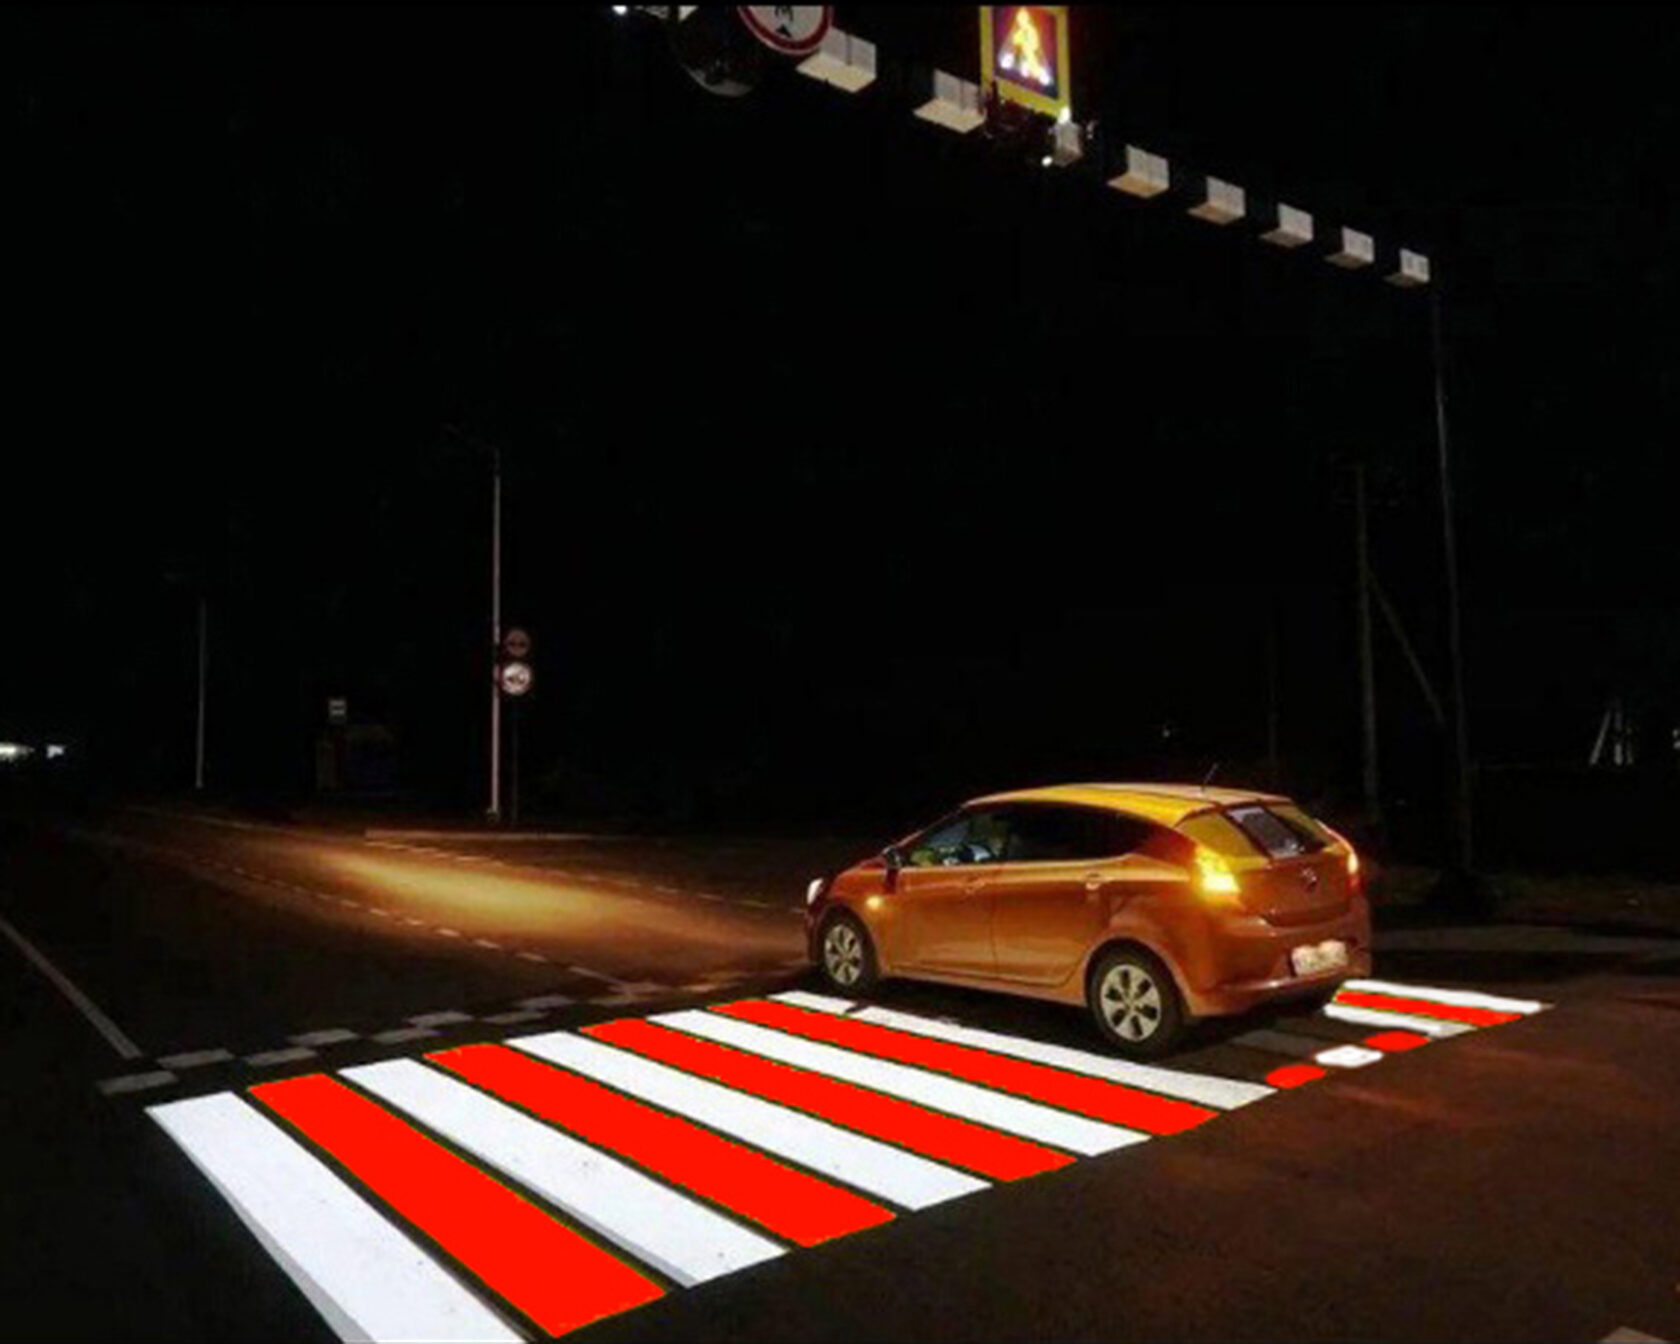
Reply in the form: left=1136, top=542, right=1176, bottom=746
left=1181, top=902, right=1373, bottom=1018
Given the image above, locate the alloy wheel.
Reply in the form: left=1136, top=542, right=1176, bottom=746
left=823, top=921, right=864, bottom=988
left=1099, top=962, right=1163, bottom=1042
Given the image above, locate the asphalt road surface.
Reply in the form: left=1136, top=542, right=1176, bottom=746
left=4, top=802, right=1680, bottom=1344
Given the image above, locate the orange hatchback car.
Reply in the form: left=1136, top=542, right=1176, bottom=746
left=805, top=783, right=1372, bottom=1058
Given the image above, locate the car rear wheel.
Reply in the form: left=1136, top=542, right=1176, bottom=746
left=1088, top=947, right=1185, bottom=1059
left=817, top=911, right=879, bottom=995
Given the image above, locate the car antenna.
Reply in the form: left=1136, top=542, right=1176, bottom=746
left=1200, top=761, right=1220, bottom=796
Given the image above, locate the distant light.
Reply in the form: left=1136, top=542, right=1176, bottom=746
left=0, top=742, right=33, bottom=762
left=1056, top=105, right=1071, bottom=126
left=46, top=744, right=67, bottom=760
left=1040, top=154, right=1053, bottom=168
left=611, top=5, right=628, bottom=14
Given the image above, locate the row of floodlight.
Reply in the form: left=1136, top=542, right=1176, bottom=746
left=620, top=9, right=1430, bottom=288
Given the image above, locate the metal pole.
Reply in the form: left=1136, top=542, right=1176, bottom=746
left=194, top=594, right=207, bottom=792
left=510, top=696, right=521, bottom=829
left=1353, top=463, right=1380, bottom=829
left=488, top=446, right=503, bottom=824
left=1432, top=289, right=1474, bottom=872
left=1264, top=604, right=1281, bottom=789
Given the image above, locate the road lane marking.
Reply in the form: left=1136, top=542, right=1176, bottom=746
left=654, top=1009, right=1125, bottom=1162
left=291, top=1028, right=362, bottom=1048
left=1233, top=1031, right=1383, bottom=1069
left=436, top=928, right=462, bottom=939
left=0, top=913, right=145, bottom=1059
left=373, top=1027, right=441, bottom=1045
left=250, top=1074, right=663, bottom=1337
left=432, top=1043, right=893, bottom=1247
left=474, top=938, right=502, bottom=951
left=517, top=994, right=574, bottom=1010
left=508, top=1030, right=987, bottom=1210
left=1340, top=978, right=1546, bottom=1015
left=1311, top=1044, right=1384, bottom=1068
left=728, top=1000, right=1217, bottom=1136
left=1362, top=1030, right=1431, bottom=1052
left=592, top=1017, right=1089, bottom=1175
left=344, top=1059, right=784, bottom=1287
left=517, top=951, right=548, bottom=963
left=246, top=1046, right=319, bottom=1068
left=774, top=991, right=1271, bottom=1110
left=1321, top=1003, right=1473, bottom=1037
left=98, top=1070, right=178, bottom=1095
left=408, top=1011, right=475, bottom=1028
left=158, top=1048, right=236, bottom=1070
left=482, top=1009, right=549, bottom=1025
left=149, top=1092, right=522, bottom=1344
left=1264, top=1063, right=1328, bottom=1088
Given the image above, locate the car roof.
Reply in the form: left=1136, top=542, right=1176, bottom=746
left=965, top=782, right=1292, bottom=827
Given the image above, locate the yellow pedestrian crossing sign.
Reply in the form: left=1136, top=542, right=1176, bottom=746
left=980, top=6, right=1071, bottom=121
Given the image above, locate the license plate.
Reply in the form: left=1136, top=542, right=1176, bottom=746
left=1290, top=940, right=1348, bottom=977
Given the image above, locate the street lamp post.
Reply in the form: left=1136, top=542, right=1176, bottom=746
left=488, top=442, right=503, bottom=825
left=195, top=594, right=208, bottom=792
left=1431, top=287, right=1474, bottom=875
left=446, top=424, right=505, bottom=826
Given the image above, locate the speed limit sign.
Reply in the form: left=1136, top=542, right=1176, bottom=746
left=503, top=627, right=531, bottom=659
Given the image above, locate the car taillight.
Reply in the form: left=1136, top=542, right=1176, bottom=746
left=1319, top=824, right=1363, bottom=895
left=1194, top=848, right=1242, bottom=900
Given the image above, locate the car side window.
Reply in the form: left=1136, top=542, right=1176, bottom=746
left=1003, top=805, right=1138, bottom=863
left=907, top=809, right=1011, bottom=866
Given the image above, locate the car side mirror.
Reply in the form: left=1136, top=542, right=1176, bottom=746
left=882, top=845, right=903, bottom=892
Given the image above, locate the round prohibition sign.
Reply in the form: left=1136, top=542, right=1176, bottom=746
left=498, top=660, right=534, bottom=697
left=736, top=6, right=832, bottom=57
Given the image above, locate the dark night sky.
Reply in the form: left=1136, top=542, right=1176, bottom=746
left=6, top=6, right=1679, bottom=834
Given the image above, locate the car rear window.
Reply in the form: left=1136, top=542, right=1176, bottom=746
left=1225, top=804, right=1328, bottom=859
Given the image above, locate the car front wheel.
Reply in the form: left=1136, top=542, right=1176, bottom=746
left=1088, top=947, right=1185, bottom=1059
left=816, top=911, right=879, bottom=995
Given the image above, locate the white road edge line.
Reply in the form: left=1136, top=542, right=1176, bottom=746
left=345, top=1060, right=783, bottom=1286
left=772, top=990, right=1272, bottom=1110
left=509, top=1030, right=987, bottom=1210
left=149, top=1092, right=520, bottom=1343
left=0, top=913, right=144, bottom=1059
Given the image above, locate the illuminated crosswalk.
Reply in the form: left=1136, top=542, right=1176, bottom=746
left=148, top=978, right=1548, bottom=1342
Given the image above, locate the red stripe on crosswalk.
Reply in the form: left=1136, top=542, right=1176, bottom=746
left=250, top=1073, right=662, bottom=1336
left=429, top=1042, right=893, bottom=1247
left=582, top=1018, right=1074, bottom=1180
left=708, top=1000, right=1216, bottom=1136
left=1363, top=1030, right=1431, bottom=1052
left=1335, top=990, right=1520, bottom=1027
left=1265, top=1064, right=1326, bottom=1088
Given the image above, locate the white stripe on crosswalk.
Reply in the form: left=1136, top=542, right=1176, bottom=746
left=652, top=1009, right=1143, bottom=1156
left=508, top=1030, right=986, bottom=1210
left=773, top=991, right=1273, bottom=1109
left=149, top=1092, right=520, bottom=1344
left=342, top=1059, right=784, bottom=1287
left=1312, top=1044, right=1385, bottom=1068
left=1321, top=1003, right=1472, bottom=1037
left=1341, top=978, right=1546, bottom=1015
